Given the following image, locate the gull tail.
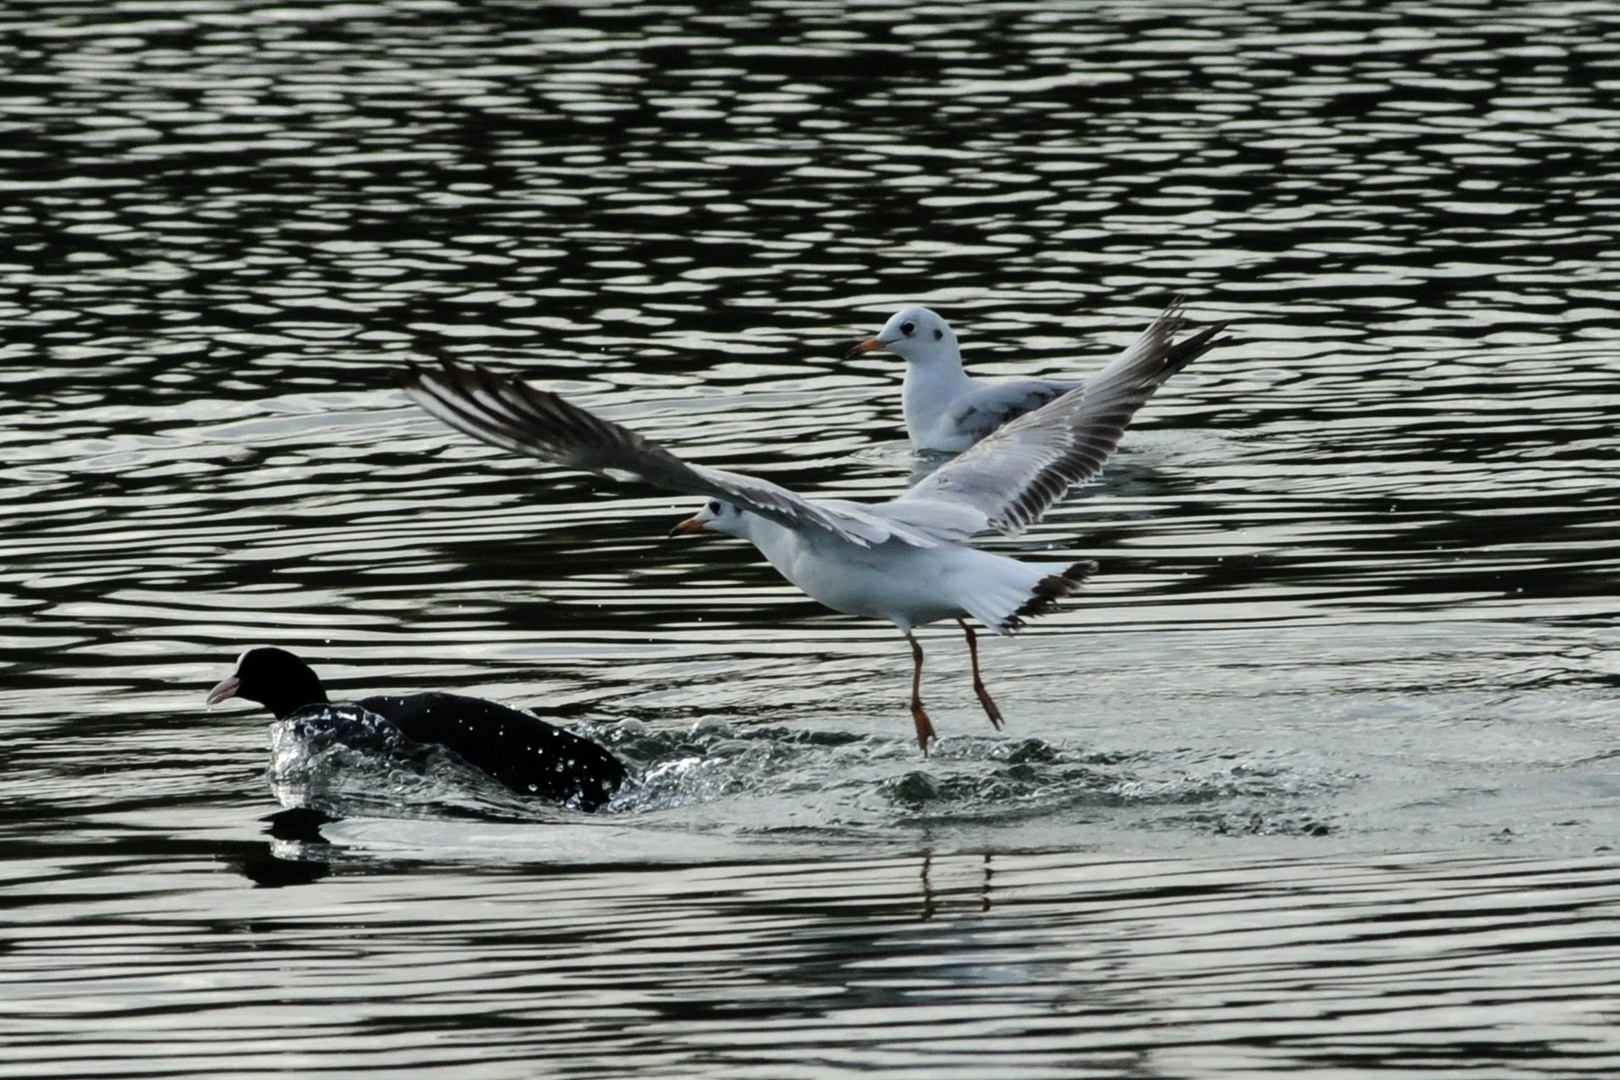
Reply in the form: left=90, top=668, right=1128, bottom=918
left=960, top=558, right=1096, bottom=635
left=1004, top=559, right=1097, bottom=631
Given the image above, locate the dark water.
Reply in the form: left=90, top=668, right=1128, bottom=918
left=3, top=1, right=1619, bottom=1075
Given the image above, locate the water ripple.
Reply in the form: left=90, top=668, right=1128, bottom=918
left=4, top=1, right=1620, bottom=1072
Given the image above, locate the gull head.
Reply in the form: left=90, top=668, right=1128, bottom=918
left=669, top=498, right=749, bottom=540
left=845, top=306, right=959, bottom=366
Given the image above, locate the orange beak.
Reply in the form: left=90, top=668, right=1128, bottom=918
left=668, top=516, right=708, bottom=538
left=845, top=337, right=884, bottom=359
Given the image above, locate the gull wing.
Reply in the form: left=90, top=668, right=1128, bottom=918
left=901, top=301, right=1229, bottom=537
left=400, top=359, right=934, bottom=548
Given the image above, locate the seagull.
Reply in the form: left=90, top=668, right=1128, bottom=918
left=848, top=304, right=1224, bottom=453
left=207, top=646, right=626, bottom=810
left=399, top=302, right=1226, bottom=753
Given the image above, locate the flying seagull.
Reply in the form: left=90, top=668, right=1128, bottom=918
left=400, top=301, right=1226, bottom=752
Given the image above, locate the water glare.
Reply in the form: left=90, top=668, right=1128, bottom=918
left=3, top=1, right=1619, bottom=1076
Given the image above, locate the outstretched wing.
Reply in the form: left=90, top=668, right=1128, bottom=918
left=400, top=359, right=936, bottom=548
left=901, top=301, right=1229, bottom=537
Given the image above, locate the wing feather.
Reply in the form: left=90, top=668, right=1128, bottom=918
left=401, top=359, right=916, bottom=547
left=902, top=301, right=1229, bottom=536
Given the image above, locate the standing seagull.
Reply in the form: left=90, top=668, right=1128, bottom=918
left=849, top=304, right=1223, bottom=453
left=400, top=303, right=1225, bottom=753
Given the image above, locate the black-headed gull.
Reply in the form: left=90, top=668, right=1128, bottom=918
left=849, top=302, right=1224, bottom=453
left=400, top=303, right=1224, bottom=753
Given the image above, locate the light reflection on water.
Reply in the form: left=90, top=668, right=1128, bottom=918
left=3, top=0, right=1620, bottom=1075
left=6, top=845, right=1620, bottom=1078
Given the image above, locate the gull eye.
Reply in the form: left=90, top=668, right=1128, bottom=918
left=900, top=321, right=916, bottom=336
left=707, top=500, right=720, bottom=512
left=933, top=328, right=943, bottom=341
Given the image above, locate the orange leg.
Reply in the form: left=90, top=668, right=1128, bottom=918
left=958, top=617, right=1005, bottom=731
left=906, top=632, right=937, bottom=755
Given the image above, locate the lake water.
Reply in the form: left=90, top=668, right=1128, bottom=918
left=3, top=1, right=1619, bottom=1076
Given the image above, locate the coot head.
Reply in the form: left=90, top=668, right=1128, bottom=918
left=206, top=646, right=329, bottom=720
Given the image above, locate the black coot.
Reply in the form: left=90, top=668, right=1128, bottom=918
left=207, top=647, right=625, bottom=811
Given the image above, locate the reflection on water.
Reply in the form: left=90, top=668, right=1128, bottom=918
left=6, top=844, right=1620, bottom=1078
left=3, top=0, right=1619, bottom=1075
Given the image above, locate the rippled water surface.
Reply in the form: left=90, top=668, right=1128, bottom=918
left=4, top=1, right=1619, bottom=1075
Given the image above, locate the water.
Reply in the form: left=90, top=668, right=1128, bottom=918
left=3, top=0, right=1619, bottom=1075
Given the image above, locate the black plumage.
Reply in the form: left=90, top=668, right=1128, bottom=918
left=207, top=647, right=625, bottom=812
